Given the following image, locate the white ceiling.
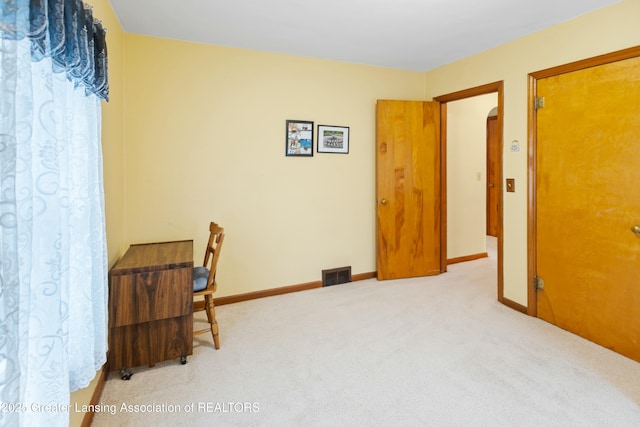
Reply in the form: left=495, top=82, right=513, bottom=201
left=108, top=0, right=621, bottom=72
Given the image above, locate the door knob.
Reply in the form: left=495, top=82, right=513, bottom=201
left=380, top=199, right=387, bottom=205
left=632, top=225, right=640, bottom=235
left=488, top=183, right=495, bottom=188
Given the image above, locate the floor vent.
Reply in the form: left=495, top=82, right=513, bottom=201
left=322, top=266, right=352, bottom=287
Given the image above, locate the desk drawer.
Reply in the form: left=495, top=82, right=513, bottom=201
left=110, top=267, right=192, bottom=327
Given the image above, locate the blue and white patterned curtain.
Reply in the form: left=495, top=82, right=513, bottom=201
left=0, top=1, right=109, bottom=425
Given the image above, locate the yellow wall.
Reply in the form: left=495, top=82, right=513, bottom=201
left=123, top=35, right=426, bottom=297
left=70, top=0, right=125, bottom=425
left=98, top=5, right=126, bottom=269
left=425, top=0, right=640, bottom=305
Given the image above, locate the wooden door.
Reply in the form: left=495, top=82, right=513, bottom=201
left=376, top=100, right=442, bottom=280
left=535, top=55, right=640, bottom=362
left=486, top=116, right=499, bottom=237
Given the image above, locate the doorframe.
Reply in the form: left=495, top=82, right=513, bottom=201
left=527, top=46, right=640, bottom=317
left=434, top=81, right=505, bottom=304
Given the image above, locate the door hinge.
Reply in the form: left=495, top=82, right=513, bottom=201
left=533, top=276, right=544, bottom=290
left=534, top=97, right=545, bottom=110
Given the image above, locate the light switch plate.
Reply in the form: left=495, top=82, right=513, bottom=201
left=506, top=178, right=515, bottom=192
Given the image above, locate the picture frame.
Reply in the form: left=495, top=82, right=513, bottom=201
left=317, top=125, right=349, bottom=154
left=286, top=120, right=314, bottom=156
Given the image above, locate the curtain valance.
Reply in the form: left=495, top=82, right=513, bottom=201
left=1, top=0, right=109, bottom=100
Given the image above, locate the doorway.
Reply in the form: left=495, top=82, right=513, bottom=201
left=434, top=81, right=506, bottom=305
left=445, top=94, right=498, bottom=262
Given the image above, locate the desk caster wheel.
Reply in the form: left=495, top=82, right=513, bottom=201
left=119, top=368, right=133, bottom=380
left=180, top=355, right=187, bottom=365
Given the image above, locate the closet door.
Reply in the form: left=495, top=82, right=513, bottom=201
left=535, top=55, right=640, bottom=362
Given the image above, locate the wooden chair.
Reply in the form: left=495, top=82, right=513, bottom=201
left=193, top=221, right=225, bottom=349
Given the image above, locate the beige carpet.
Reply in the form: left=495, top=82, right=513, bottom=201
left=93, top=238, right=640, bottom=426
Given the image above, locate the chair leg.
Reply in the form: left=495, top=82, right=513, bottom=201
left=204, top=295, right=213, bottom=324
left=205, top=294, right=220, bottom=349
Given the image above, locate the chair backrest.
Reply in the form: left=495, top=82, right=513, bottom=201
left=202, top=222, right=225, bottom=292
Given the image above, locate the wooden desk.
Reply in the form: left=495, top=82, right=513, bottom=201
left=108, top=240, right=193, bottom=371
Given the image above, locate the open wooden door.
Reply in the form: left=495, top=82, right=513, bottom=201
left=376, top=100, right=442, bottom=280
left=486, top=116, right=499, bottom=237
left=534, top=52, right=640, bottom=362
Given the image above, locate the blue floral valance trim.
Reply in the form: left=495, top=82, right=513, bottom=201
left=1, top=0, right=109, bottom=101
